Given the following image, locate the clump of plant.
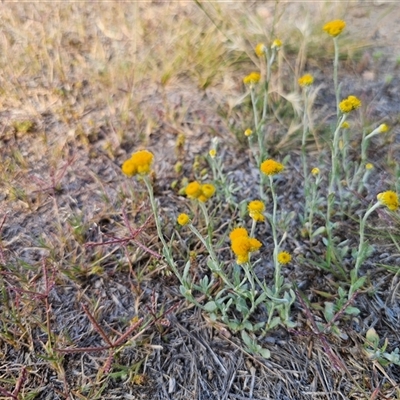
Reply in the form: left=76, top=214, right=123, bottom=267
left=120, top=20, right=398, bottom=362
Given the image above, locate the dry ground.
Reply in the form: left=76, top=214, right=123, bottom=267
left=1, top=2, right=400, bottom=399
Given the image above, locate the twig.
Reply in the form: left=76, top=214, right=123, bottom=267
left=85, top=208, right=161, bottom=259
left=12, top=366, right=27, bottom=398
left=81, top=303, right=114, bottom=347
left=0, top=214, right=7, bottom=265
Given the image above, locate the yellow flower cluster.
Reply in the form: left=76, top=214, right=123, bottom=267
left=177, top=213, right=190, bottom=226
left=323, top=20, right=346, bottom=37
left=185, top=181, right=216, bottom=202
left=277, top=251, right=291, bottom=265
left=311, top=167, right=320, bottom=176
left=209, top=149, right=217, bottom=158
left=377, top=191, right=399, bottom=211
left=260, top=159, right=284, bottom=176
left=339, top=95, right=361, bottom=114
left=378, top=123, right=388, bottom=133
left=298, top=74, right=314, bottom=87
left=229, top=227, right=262, bottom=264
left=243, top=72, right=261, bottom=85
left=341, top=121, right=350, bottom=129
left=255, top=43, right=266, bottom=57
left=248, top=200, right=265, bottom=222
left=244, top=128, right=253, bottom=137
left=122, top=150, right=154, bottom=177
left=271, top=39, right=282, bottom=49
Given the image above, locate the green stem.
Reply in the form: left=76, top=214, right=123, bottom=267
left=308, top=179, right=317, bottom=240
left=269, top=176, right=281, bottom=295
left=250, top=219, right=257, bottom=238
left=354, top=201, right=381, bottom=275
left=143, top=176, right=183, bottom=283
left=329, top=114, right=347, bottom=195
left=333, top=37, right=340, bottom=116
left=250, top=88, right=262, bottom=164
left=188, top=223, right=234, bottom=290
left=301, top=88, right=310, bottom=226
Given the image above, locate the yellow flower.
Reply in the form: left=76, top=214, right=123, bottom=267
left=341, top=121, right=350, bottom=129
left=277, top=251, right=291, bottom=265
left=377, top=191, right=399, bottom=211
left=231, top=236, right=252, bottom=257
left=229, top=227, right=248, bottom=241
left=237, top=254, right=250, bottom=264
left=122, top=150, right=154, bottom=177
left=244, top=128, right=253, bottom=137
left=209, top=149, right=217, bottom=158
left=248, top=200, right=265, bottom=213
left=243, top=72, right=261, bottom=85
left=298, top=74, right=314, bottom=87
left=121, top=158, right=137, bottom=177
left=248, top=200, right=265, bottom=222
left=185, top=181, right=202, bottom=199
left=365, top=163, right=374, bottom=170
left=255, top=43, right=266, bottom=57
left=271, top=39, right=282, bottom=49
left=260, top=159, right=284, bottom=176
left=177, top=213, right=190, bottom=226
left=339, top=95, right=361, bottom=113
left=311, top=167, right=320, bottom=176
left=130, top=150, right=154, bottom=175
left=200, top=183, right=216, bottom=201
left=323, top=20, right=346, bottom=37
left=378, top=123, right=388, bottom=133
left=230, top=229, right=262, bottom=265
left=185, top=182, right=215, bottom=202
left=248, top=238, right=262, bottom=252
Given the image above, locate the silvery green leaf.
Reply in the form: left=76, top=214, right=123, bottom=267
left=312, top=226, right=326, bottom=237
left=235, top=297, right=249, bottom=314
left=203, top=301, right=217, bottom=312
left=263, top=286, right=274, bottom=297
left=285, top=290, right=296, bottom=304
left=284, top=319, right=297, bottom=328
left=238, top=200, right=248, bottom=219
left=225, top=298, right=233, bottom=310
left=209, top=313, right=218, bottom=322
left=200, top=275, right=209, bottom=290
left=258, top=347, right=271, bottom=359
left=352, top=276, right=367, bottom=291
left=241, top=330, right=253, bottom=347
left=266, top=316, right=280, bottom=330
left=383, top=348, right=400, bottom=365
left=179, top=285, right=193, bottom=300
left=183, top=260, right=191, bottom=280
left=207, top=258, right=219, bottom=272
left=253, top=321, right=266, bottom=331
left=365, top=244, right=375, bottom=258
left=338, top=286, right=346, bottom=298
left=255, top=292, right=267, bottom=306
left=242, top=321, right=253, bottom=331
left=344, top=306, right=360, bottom=316
left=228, top=321, right=240, bottom=331
left=324, top=302, right=335, bottom=322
